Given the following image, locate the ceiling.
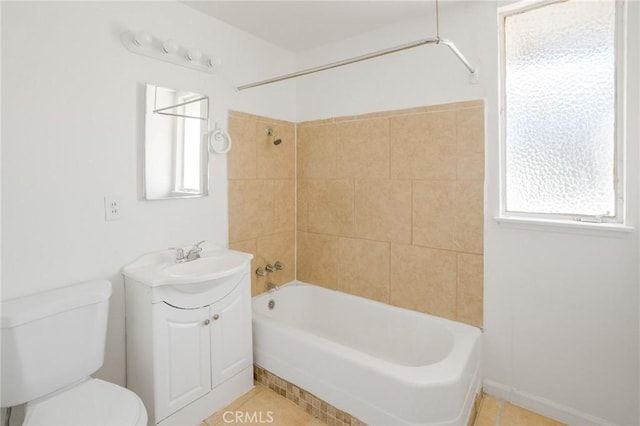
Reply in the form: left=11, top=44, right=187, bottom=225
left=182, top=1, right=435, bottom=52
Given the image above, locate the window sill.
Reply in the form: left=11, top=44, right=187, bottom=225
left=494, top=216, right=635, bottom=238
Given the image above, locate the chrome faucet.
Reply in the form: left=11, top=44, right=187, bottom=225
left=173, top=248, right=186, bottom=263
left=266, top=282, right=279, bottom=292
left=185, top=240, right=205, bottom=262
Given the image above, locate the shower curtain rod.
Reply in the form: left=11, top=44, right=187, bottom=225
left=236, top=36, right=477, bottom=91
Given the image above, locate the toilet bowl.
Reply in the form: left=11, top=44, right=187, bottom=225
left=1, top=280, right=148, bottom=426
left=23, top=378, right=147, bottom=426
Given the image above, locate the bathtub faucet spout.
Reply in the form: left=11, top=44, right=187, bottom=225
left=266, top=282, right=279, bottom=292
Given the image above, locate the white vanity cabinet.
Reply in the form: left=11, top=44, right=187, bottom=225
left=154, top=301, right=212, bottom=419
left=123, top=247, right=254, bottom=426
left=208, top=283, right=252, bottom=386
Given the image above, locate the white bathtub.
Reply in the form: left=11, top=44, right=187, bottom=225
left=252, top=281, right=482, bottom=426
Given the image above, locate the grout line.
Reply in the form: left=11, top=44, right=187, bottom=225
left=387, top=117, right=392, bottom=181
left=410, top=179, right=414, bottom=245
left=296, top=102, right=482, bottom=128
left=495, top=399, right=505, bottom=426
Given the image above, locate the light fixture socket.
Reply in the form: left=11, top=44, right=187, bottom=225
left=162, top=40, right=179, bottom=54
left=122, top=30, right=219, bottom=74
left=133, top=31, right=152, bottom=46
left=186, top=49, right=202, bottom=62
left=207, top=57, right=222, bottom=70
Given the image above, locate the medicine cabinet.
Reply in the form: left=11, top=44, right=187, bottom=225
left=144, top=84, right=209, bottom=200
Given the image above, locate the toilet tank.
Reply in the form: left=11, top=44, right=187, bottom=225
left=1, top=280, right=112, bottom=407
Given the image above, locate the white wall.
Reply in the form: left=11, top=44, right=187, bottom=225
left=1, top=1, right=296, bottom=386
left=295, top=2, right=640, bottom=425
left=295, top=3, right=487, bottom=121
left=3, top=1, right=639, bottom=424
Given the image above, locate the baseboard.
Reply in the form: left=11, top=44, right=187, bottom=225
left=482, top=380, right=614, bottom=426
left=482, top=380, right=513, bottom=401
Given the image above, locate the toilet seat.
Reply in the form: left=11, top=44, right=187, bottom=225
left=23, top=378, right=147, bottom=426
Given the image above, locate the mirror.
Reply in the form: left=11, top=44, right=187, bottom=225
left=144, top=84, right=209, bottom=200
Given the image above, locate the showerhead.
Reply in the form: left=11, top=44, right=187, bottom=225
left=265, top=127, right=282, bottom=146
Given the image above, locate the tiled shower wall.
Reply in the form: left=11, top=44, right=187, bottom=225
left=228, top=101, right=484, bottom=327
left=296, top=101, right=484, bottom=327
left=227, top=111, right=295, bottom=296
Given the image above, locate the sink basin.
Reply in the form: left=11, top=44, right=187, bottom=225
left=165, top=255, right=245, bottom=278
left=122, top=245, right=252, bottom=288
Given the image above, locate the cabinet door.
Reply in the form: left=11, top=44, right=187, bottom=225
left=210, top=278, right=253, bottom=387
left=153, top=302, right=212, bottom=421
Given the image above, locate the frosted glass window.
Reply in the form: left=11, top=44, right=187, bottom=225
left=503, top=0, right=617, bottom=218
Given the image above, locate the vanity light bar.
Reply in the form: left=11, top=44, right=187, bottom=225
left=121, top=30, right=222, bottom=74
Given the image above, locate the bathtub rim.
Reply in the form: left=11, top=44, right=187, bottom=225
left=253, top=280, right=482, bottom=382
left=252, top=280, right=483, bottom=425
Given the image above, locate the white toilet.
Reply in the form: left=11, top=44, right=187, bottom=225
left=1, top=280, right=147, bottom=426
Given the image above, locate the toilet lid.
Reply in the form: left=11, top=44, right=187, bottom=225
left=24, top=379, right=147, bottom=426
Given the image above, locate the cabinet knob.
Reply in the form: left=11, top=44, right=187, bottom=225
left=212, top=314, right=220, bottom=321
left=203, top=319, right=210, bottom=326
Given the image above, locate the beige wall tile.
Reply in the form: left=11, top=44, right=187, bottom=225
left=307, top=180, right=355, bottom=237
left=354, top=179, right=411, bottom=243
left=390, top=111, right=457, bottom=180
left=297, top=124, right=337, bottom=179
left=331, top=100, right=483, bottom=123
left=457, top=253, right=483, bottom=328
left=228, top=180, right=274, bottom=242
left=432, top=110, right=458, bottom=144
left=457, top=152, right=484, bottom=180
left=273, top=179, right=295, bottom=234
left=297, top=231, right=338, bottom=290
left=229, top=239, right=259, bottom=296
left=296, top=117, right=335, bottom=128
left=296, top=100, right=483, bottom=127
left=257, top=231, right=295, bottom=290
left=229, top=110, right=292, bottom=127
left=227, top=116, right=256, bottom=179
left=457, top=106, right=484, bottom=155
left=412, top=180, right=483, bottom=254
left=335, top=118, right=389, bottom=179
left=337, top=237, right=390, bottom=303
left=454, top=180, right=483, bottom=254
left=297, top=179, right=308, bottom=231
left=256, top=121, right=295, bottom=179
left=394, top=100, right=482, bottom=116
left=230, top=102, right=485, bottom=327
left=412, top=180, right=457, bottom=251
left=456, top=106, right=484, bottom=181
left=390, top=244, right=457, bottom=319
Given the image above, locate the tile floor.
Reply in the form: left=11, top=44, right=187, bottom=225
left=201, top=384, right=326, bottom=426
left=201, top=384, right=565, bottom=426
left=474, top=395, right=566, bottom=426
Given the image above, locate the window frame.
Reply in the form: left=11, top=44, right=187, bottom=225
left=497, top=0, right=627, bottom=225
left=172, top=94, right=207, bottom=196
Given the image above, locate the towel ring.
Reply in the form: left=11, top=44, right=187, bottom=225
left=208, top=125, right=232, bottom=154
